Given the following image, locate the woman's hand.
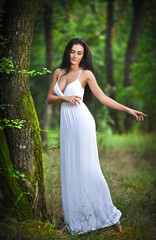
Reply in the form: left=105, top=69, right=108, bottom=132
left=63, top=95, right=82, bottom=105
left=126, top=108, right=147, bottom=121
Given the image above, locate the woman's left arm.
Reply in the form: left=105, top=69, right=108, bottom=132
left=86, top=71, right=147, bottom=121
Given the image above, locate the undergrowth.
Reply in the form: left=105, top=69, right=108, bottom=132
left=0, top=131, right=156, bottom=240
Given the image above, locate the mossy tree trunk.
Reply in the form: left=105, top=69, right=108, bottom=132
left=0, top=0, right=48, bottom=220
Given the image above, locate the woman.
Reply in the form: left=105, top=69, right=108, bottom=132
left=47, top=38, right=147, bottom=235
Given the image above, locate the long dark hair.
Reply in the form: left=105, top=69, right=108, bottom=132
left=59, top=38, right=94, bottom=104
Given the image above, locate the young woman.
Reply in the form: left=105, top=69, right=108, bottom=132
left=47, top=38, right=147, bottom=235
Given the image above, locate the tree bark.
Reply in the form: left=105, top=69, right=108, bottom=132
left=40, top=3, right=54, bottom=146
left=105, top=0, right=119, bottom=131
left=0, top=0, right=48, bottom=220
left=124, top=0, right=143, bottom=131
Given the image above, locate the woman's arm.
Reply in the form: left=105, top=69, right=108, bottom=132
left=47, top=69, right=81, bottom=105
left=86, top=70, right=147, bottom=121
left=47, top=69, right=65, bottom=104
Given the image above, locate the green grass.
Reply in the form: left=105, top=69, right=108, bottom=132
left=1, top=132, right=156, bottom=239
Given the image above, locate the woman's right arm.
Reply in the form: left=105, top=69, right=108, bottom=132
left=47, top=69, right=81, bottom=105
left=47, top=69, right=65, bottom=104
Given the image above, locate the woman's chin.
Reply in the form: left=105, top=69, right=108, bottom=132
left=71, top=61, right=77, bottom=65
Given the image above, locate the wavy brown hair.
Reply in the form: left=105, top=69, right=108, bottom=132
left=59, top=38, right=94, bottom=104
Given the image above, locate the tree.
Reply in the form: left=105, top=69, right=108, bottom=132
left=40, top=1, right=54, bottom=146
left=105, top=0, right=119, bottom=131
left=0, top=0, right=47, bottom=220
left=124, top=0, right=143, bottom=131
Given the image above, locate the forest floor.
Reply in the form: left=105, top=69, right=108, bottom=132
left=0, top=132, right=156, bottom=240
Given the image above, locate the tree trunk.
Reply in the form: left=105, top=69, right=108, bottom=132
left=40, top=3, right=54, bottom=146
left=0, top=0, right=48, bottom=220
left=105, top=0, right=119, bottom=131
left=61, top=0, right=70, bottom=32
left=124, top=0, right=143, bottom=131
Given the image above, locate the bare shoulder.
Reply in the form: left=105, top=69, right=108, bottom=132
left=53, top=68, right=62, bottom=78
left=83, top=70, right=95, bottom=82
left=82, top=69, right=95, bottom=80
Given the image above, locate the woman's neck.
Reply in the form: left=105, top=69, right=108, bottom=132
left=70, top=64, right=81, bottom=72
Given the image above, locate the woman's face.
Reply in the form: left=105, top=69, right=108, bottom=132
left=70, top=44, right=84, bottom=66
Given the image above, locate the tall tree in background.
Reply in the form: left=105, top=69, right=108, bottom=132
left=124, top=0, right=143, bottom=131
left=105, top=0, right=119, bottom=131
left=0, top=0, right=47, bottom=220
left=40, top=1, right=54, bottom=145
left=61, top=0, right=70, bottom=30
left=40, top=0, right=70, bottom=146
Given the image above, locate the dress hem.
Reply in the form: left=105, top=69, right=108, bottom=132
left=67, top=212, right=122, bottom=235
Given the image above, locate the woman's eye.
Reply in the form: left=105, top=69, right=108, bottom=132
left=70, top=51, right=82, bottom=55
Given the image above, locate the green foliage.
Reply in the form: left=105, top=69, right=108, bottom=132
left=97, top=131, right=156, bottom=152
left=0, top=57, right=15, bottom=74
left=47, top=128, right=60, bottom=150
left=0, top=57, right=52, bottom=76
left=19, top=67, right=52, bottom=77
left=30, top=0, right=155, bottom=132
left=0, top=103, right=12, bottom=110
left=1, top=132, right=155, bottom=239
left=129, top=1, right=156, bottom=131
left=0, top=56, right=52, bottom=132
left=0, top=118, right=26, bottom=130
left=0, top=167, right=27, bottom=181
left=0, top=35, right=8, bottom=53
left=0, top=104, right=26, bottom=130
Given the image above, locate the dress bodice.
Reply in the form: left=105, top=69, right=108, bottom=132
left=54, top=69, right=85, bottom=101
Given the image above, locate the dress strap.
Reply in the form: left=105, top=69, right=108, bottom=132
left=57, top=69, right=65, bottom=82
left=77, top=69, right=83, bottom=80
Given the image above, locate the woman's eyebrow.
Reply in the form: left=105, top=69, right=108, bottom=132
left=71, top=49, right=83, bottom=53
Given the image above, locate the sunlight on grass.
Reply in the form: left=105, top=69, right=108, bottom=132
left=97, top=131, right=156, bottom=151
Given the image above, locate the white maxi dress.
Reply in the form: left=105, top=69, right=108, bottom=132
left=54, top=69, right=122, bottom=235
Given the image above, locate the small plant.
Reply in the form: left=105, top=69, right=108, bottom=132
left=0, top=103, right=12, bottom=110
left=0, top=104, right=26, bottom=130
left=0, top=167, right=27, bottom=181
left=0, top=118, right=26, bottom=130
left=0, top=57, right=15, bottom=74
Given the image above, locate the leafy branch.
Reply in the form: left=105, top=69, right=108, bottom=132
left=0, top=118, right=26, bottom=130
left=0, top=58, right=52, bottom=131
left=18, top=67, right=52, bottom=77
left=0, top=105, right=25, bottom=130
left=0, top=57, right=52, bottom=76
left=0, top=57, right=15, bottom=74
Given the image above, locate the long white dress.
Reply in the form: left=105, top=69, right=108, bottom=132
left=54, top=69, right=122, bottom=235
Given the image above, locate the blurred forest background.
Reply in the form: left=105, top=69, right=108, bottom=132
left=0, top=0, right=156, bottom=239
left=30, top=0, right=156, bottom=137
